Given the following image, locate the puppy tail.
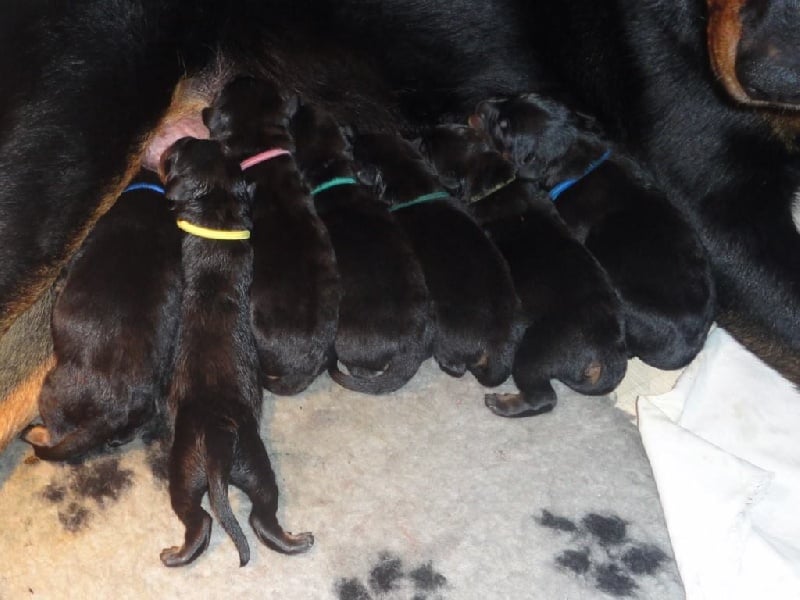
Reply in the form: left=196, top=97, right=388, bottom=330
left=206, top=429, right=251, bottom=567
left=329, top=350, right=424, bottom=395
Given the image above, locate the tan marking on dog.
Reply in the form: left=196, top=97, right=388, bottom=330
left=584, top=360, right=603, bottom=386
left=0, top=355, right=54, bottom=452
left=22, top=424, right=51, bottom=446
left=0, top=76, right=214, bottom=336
left=706, top=0, right=800, bottom=112
left=473, top=351, right=490, bottom=368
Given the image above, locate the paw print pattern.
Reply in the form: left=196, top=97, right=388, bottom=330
left=38, top=456, right=135, bottom=533
left=537, top=510, right=668, bottom=598
left=335, top=552, right=448, bottom=600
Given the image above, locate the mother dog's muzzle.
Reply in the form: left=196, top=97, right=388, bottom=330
left=707, top=0, right=800, bottom=110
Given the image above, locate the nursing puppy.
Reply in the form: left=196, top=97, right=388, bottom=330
left=471, top=93, right=715, bottom=369
left=290, top=104, right=433, bottom=394
left=161, top=137, right=313, bottom=567
left=353, top=131, right=523, bottom=387
left=203, top=76, right=341, bottom=395
left=22, top=171, right=181, bottom=460
left=422, top=124, right=627, bottom=417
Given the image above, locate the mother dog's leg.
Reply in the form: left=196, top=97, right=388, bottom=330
left=0, top=2, right=210, bottom=448
left=0, top=1, right=201, bottom=333
left=0, top=284, right=55, bottom=451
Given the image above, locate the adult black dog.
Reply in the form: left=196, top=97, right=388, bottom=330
left=1, top=0, right=799, bottom=445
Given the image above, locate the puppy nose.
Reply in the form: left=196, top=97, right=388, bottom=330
left=468, top=113, right=484, bottom=129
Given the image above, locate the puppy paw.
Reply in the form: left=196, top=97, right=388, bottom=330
left=160, top=513, right=212, bottom=567
left=438, top=360, right=467, bottom=378
left=160, top=539, right=210, bottom=567
left=21, top=424, right=52, bottom=447
left=282, top=531, right=315, bottom=554
left=250, top=513, right=315, bottom=554
left=485, top=391, right=556, bottom=418
left=160, top=546, right=188, bottom=567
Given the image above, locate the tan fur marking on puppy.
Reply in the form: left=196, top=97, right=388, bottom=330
left=0, top=355, right=54, bottom=452
left=22, top=424, right=51, bottom=446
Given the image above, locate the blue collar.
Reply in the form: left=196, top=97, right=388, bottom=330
left=549, top=149, right=611, bottom=201
left=122, top=182, right=165, bottom=195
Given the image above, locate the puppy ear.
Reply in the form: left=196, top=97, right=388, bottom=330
left=340, top=124, right=355, bottom=143
left=201, top=106, right=213, bottom=129
left=339, top=125, right=355, bottom=157
left=164, top=177, right=199, bottom=205
left=437, top=172, right=464, bottom=198
left=356, top=164, right=381, bottom=187
left=407, top=137, right=425, bottom=154
left=573, top=110, right=603, bottom=135
left=284, top=93, right=300, bottom=118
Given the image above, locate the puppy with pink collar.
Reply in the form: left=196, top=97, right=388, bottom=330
left=204, top=76, right=341, bottom=396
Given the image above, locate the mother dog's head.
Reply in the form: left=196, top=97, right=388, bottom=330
left=707, top=0, right=800, bottom=110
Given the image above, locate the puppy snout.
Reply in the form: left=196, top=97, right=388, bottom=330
left=468, top=113, right=484, bottom=129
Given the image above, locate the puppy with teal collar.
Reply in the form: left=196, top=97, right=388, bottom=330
left=354, top=131, right=524, bottom=387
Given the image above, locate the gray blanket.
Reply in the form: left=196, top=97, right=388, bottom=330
left=0, top=361, right=683, bottom=599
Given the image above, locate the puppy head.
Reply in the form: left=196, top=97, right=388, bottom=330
left=289, top=103, right=353, bottom=170
left=353, top=132, right=439, bottom=203
left=420, top=124, right=515, bottom=201
left=470, top=93, right=582, bottom=179
left=203, top=76, right=300, bottom=153
left=161, top=137, right=252, bottom=230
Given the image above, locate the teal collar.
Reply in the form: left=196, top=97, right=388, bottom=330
left=389, top=190, right=449, bottom=212
left=310, top=177, right=358, bottom=196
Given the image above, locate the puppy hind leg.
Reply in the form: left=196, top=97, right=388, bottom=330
left=468, top=349, right=513, bottom=388
left=484, top=331, right=557, bottom=417
left=160, top=468, right=213, bottom=567
left=233, top=426, right=314, bottom=555
left=485, top=385, right=557, bottom=418
left=436, top=357, right=468, bottom=379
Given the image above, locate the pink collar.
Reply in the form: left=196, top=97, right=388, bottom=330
left=240, top=148, right=291, bottom=170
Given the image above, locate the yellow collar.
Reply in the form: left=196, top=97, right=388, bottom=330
left=176, top=219, right=251, bottom=240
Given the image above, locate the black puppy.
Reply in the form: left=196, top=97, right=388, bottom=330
left=353, top=131, right=523, bottom=387
left=289, top=104, right=433, bottom=394
left=422, top=124, right=628, bottom=417
left=22, top=170, right=181, bottom=460
left=161, top=137, right=313, bottom=567
left=203, top=76, right=341, bottom=395
left=471, top=93, right=715, bottom=370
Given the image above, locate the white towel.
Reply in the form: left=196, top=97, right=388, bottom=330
left=638, top=327, right=800, bottom=600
